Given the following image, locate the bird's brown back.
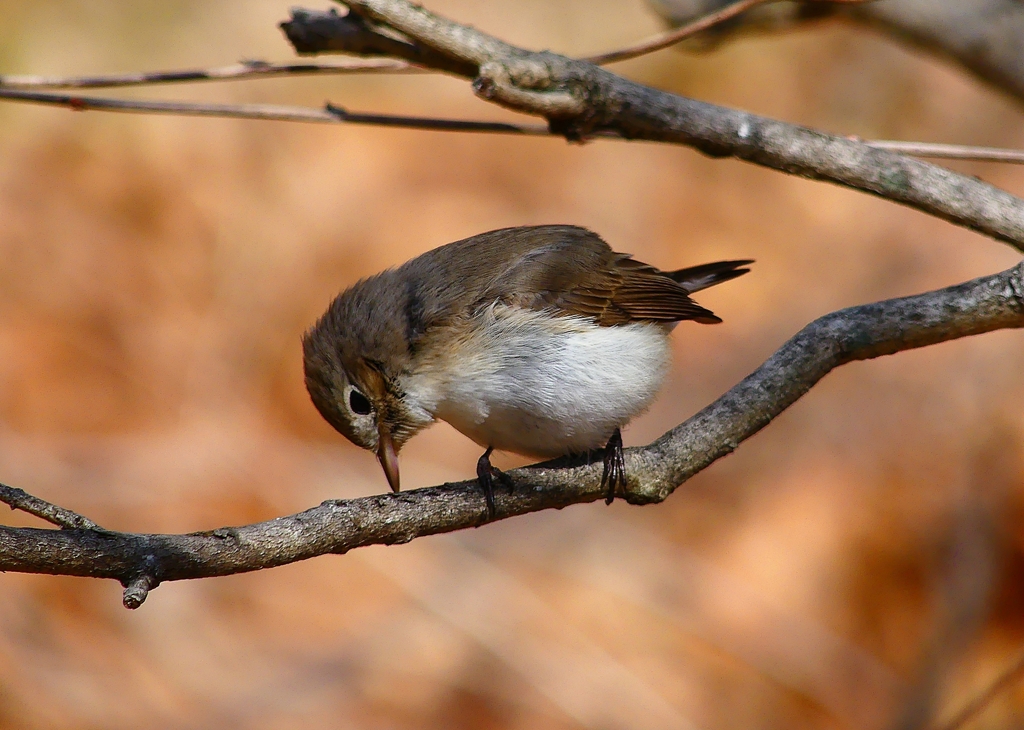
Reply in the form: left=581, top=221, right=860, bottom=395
left=417, top=225, right=731, bottom=326
left=306, top=225, right=749, bottom=383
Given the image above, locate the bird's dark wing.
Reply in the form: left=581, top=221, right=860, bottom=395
left=464, top=225, right=744, bottom=326
left=550, top=253, right=724, bottom=325
left=399, top=225, right=750, bottom=327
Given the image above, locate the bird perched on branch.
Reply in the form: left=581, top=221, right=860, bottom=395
left=303, top=225, right=751, bottom=518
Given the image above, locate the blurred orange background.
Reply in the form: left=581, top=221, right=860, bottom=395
left=0, top=1, right=1023, bottom=728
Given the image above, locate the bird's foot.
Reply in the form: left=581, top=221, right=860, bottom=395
left=601, top=428, right=626, bottom=505
left=476, top=446, right=512, bottom=520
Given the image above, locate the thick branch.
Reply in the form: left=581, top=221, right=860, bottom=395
left=647, top=0, right=1024, bottom=103
left=279, top=2, right=1024, bottom=253
left=1, top=263, right=1021, bottom=607
left=280, top=7, right=477, bottom=77
left=849, top=0, right=1024, bottom=102
left=631, top=261, right=1024, bottom=498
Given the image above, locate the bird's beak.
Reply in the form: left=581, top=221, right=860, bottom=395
left=377, top=427, right=401, bottom=493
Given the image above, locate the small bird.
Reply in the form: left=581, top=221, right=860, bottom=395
left=303, top=225, right=750, bottom=516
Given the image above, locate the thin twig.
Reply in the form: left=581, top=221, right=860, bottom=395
left=933, top=648, right=1024, bottom=730
left=582, top=0, right=769, bottom=65
left=864, top=141, right=1024, bottom=164
left=0, top=87, right=549, bottom=134
left=122, top=571, right=159, bottom=610
left=0, top=58, right=421, bottom=89
left=583, top=0, right=872, bottom=65
left=0, top=483, right=102, bottom=531
left=3, top=86, right=1024, bottom=164
left=322, top=102, right=547, bottom=133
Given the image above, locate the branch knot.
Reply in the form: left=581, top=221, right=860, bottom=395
left=122, top=555, right=161, bottom=609
left=473, top=60, right=587, bottom=121
left=1009, top=260, right=1024, bottom=313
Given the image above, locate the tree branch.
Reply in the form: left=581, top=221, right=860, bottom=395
left=0, top=0, right=1021, bottom=624
left=584, top=0, right=773, bottom=65
left=646, top=0, right=1024, bottom=103
left=280, top=7, right=477, bottom=77
left=275, top=1, right=1024, bottom=254
left=6, top=86, right=1024, bottom=164
left=0, top=87, right=550, bottom=134
left=861, top=141, right=1024, bottom=164
left=584, top=0, right=871, bottom=65
left=848, top=0, right=1024, bottom=103
left=0, top=58, right=421, bottom=89
left=2, top=4, right=1023, bottom=249
left=0, top=483, right=103, bottom=531
left=1, top=263, right=1021, bottom=608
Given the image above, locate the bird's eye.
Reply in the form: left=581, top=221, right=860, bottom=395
left=349, top=389, right=372, bottom=416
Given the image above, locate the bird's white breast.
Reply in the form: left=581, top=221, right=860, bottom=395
left=403, top=305, right=671, bottom=458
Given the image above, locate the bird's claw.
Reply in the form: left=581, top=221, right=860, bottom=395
left=601, top=428, right=626, bottom=504
left=477, top=446, right=513, bottom=520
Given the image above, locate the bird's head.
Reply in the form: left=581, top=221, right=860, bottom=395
left=301, top=284, right=433, bottom=493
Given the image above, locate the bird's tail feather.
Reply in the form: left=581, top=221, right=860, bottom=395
left=668, top=259, right=754, bottom=293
